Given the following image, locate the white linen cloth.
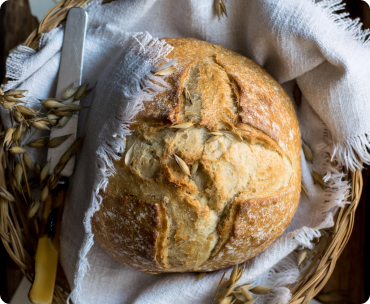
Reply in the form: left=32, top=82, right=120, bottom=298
left=1, top=0, right=370, bottom=303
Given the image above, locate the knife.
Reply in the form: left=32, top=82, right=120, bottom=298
left=47, top=7, right=88, bottom=176
left=28, top=8, right=88, bottom=304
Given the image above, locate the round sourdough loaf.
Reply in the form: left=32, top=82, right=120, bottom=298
left=91, top=38, right=301, bottom=273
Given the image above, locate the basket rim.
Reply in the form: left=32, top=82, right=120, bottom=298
left=0, top=1, right=364, bottom=303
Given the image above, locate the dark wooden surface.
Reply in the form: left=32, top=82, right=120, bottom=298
left=0, top=1, right=38, bottom=302
left=319, top=169, right=369, bottom=304
left=0, top=1, right=369, bottom=303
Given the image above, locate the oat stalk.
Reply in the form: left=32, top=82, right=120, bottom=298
left=24, top=129, right=38, bottom=146
left=14, top=105, right=29, bottom=126
left=212, top=271, right=227, bottom=304
left=215, top=0, right=228, bottom=19
left=0, top=84, right=90, bottom=210
left=15, top=141, right=32, bottom=200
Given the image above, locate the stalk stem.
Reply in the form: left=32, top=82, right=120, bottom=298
left=15, top=140, right=31, bottom=200
left=19, top=155, right=31, bottom=201
left=24, top=129, right=38, bottom=146
left=9, top=109, right=14, bottom=127
left=14, top=106, right=29, bottom=127
left=20, top=186, right=28, bottom=205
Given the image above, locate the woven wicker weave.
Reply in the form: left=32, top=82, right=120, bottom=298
left=0, top=1, right=364, bottom=303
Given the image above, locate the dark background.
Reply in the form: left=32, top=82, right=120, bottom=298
left=0, top=1, right=369, bottom=303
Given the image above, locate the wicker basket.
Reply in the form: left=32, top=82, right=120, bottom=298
left=0, top=1, right=364, bottom=303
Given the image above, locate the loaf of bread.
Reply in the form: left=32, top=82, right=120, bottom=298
left=91, top=38, right=301, bottom=273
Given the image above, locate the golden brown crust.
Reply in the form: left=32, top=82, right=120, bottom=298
left=92, top=38, right=301, bottom=273
left=200, top=174, right=300, bottom=270
left=92, top=192, right=168, bottom=273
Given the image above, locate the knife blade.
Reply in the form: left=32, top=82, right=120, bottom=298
left=47, top=8, right=88, bottom=177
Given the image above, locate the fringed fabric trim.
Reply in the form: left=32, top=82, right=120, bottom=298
left=68, top=32, right=175, bottom=304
